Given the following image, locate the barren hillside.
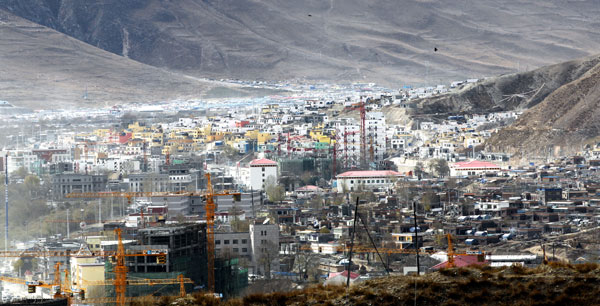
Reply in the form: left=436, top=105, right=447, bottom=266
left=0, top=10, right=256, bottom=109
left=486, top=58, right=600, bottom=157
left=408, top=54, right=600, bottom=115
left=2, top=0, right=600, bottom=85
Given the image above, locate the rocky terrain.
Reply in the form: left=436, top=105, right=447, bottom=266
left=485, top=56, right=600, bottom=158
left=408, top=54, right=600, bottom=115
left=2, top=0, right=600, bottom=85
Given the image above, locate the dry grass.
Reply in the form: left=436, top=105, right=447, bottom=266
left=140, top=263, right=600, bottom=306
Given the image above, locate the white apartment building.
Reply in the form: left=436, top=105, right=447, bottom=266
left=365, top=112, right=387, bottom=162
left=336, top=170, right=403, bottom=192
left=249, top=158, right=278, bottom=190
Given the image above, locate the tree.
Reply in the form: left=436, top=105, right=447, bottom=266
left=421, top=191, right=439, bottom=212
left=12, top=259, right=23, bottom=276
left=429, top=159, right=450, bottom=178
left=294, top=253, right=319, bottom=283
left=414, top=162, right=425, bottom=179
left=230, top=204, right=249, bottom=232
left=11, top=167, right=28, bottom=179
left=308, top=194, right=324, bottom=210
left=300, top=171, right=314, bottom=186
left=222, top=145, right=240, bottom=161
left=24, top=174, right=41, bottom=197
left=319, top=227, right=330, bottom=234
left=264, top=176, right=285, bottom=203
left=396, top=180, right=415, bottom=208
left=257, top=240, right=279, bottom=279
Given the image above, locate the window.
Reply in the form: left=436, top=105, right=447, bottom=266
left=215, top=240, right=221, bottom=245
left=224, top=240, right=230, bottom=245
left=233, top=248, right=239, bottom=253
left=261, top=239, right=267, bottom=245
left=241, top=239, right=247, bottom=244
left=233, top=239, right=238, bottom=244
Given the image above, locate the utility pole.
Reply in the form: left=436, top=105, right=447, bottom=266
left=66, top=208, right=70, bottom=239
left=111, top=196, right=114, bottom=220
left=251, top=187, right=255, bottom=219
left=347, top=197, right=359, bottom=287
left=98, top=199, right=101, bottom=224
left=413, top=201, right=420, bottom=275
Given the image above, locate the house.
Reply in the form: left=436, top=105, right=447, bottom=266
left=431, top=254, right=488, bottom=269
left=336, top=170, right=403, bottom=192
left=295, top=185, right=323, bottom=198
left=324, top=270, right=360, bottom=286
left=450, top=160, right=501, bottom=177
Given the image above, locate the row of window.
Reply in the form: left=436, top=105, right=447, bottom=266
left=348, top=179, right=392, bottom=184
left=216, top=248, right=248, bottom=253
left=215, top=239, right=248, bottom=245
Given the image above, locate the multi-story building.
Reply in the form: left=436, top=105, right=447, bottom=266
left=249, top=158, right=278, bottom=190
left=52, top=173, right=108, bottom=199
left=215, top=221, right=280, bottom=276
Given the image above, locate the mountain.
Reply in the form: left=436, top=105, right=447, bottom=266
left=2, top=0, right=600, bottom=85
left=0, top=10, right=259, bottom=109
left=485, top=56, right=600, bottom=158
left=407, top=55, right=600, bottom=115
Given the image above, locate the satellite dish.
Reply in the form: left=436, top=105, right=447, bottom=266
left=80, top=222, right=87, bottom=229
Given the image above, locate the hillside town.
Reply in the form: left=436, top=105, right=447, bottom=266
left=2, top=81, right=600, bottom=303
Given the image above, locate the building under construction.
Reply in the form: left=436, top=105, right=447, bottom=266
left=99, top=223, right=247, bottom=299
left=277, top=157, right=333, bottom=190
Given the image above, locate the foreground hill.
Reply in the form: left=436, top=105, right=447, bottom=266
left=486, top=56, right=600, bottom=157
left=2, top=0, right=600, bottom=85
left=134, top=263, right=600, bottom=306
left=0, top=10, right=256, bottom=109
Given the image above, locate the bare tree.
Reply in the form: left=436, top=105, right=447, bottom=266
left=257, top=240, right=279, bottom=279
left=265, top=176, right=285, bottom=203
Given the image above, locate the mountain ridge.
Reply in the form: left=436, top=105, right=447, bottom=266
left=2, top=0, right=600, bottom=85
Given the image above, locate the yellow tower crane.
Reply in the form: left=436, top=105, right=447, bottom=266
left=66, top=173, right=241, bottom=294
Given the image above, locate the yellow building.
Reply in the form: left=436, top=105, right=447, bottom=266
left=69, top=255, right=105, bottom=295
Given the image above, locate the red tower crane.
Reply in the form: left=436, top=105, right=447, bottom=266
left=359, top=98, right=367, bottom=169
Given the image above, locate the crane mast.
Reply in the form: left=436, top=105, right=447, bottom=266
left=205, top=173, right=216, bottom=292
left=114, top=228, right=128, bottom=306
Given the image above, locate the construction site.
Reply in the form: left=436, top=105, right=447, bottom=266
left=0, top=174, right=248, bottom=305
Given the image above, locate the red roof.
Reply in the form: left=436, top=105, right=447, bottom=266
left=328, top=270, right=360, bottom=280
left=296, top=185, right=321, bottom=192
left=453, top=160, right=500, bottom=169
left=432, top=255, right=488, bottom=269
left=337, top=170, right=402, bottom=178
left=249, top=158, right=277, bottom=166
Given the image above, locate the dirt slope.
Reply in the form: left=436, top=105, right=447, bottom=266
left=486, top=58, right=600, bottom=157
left=0, top=10, right=252, bottom=109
